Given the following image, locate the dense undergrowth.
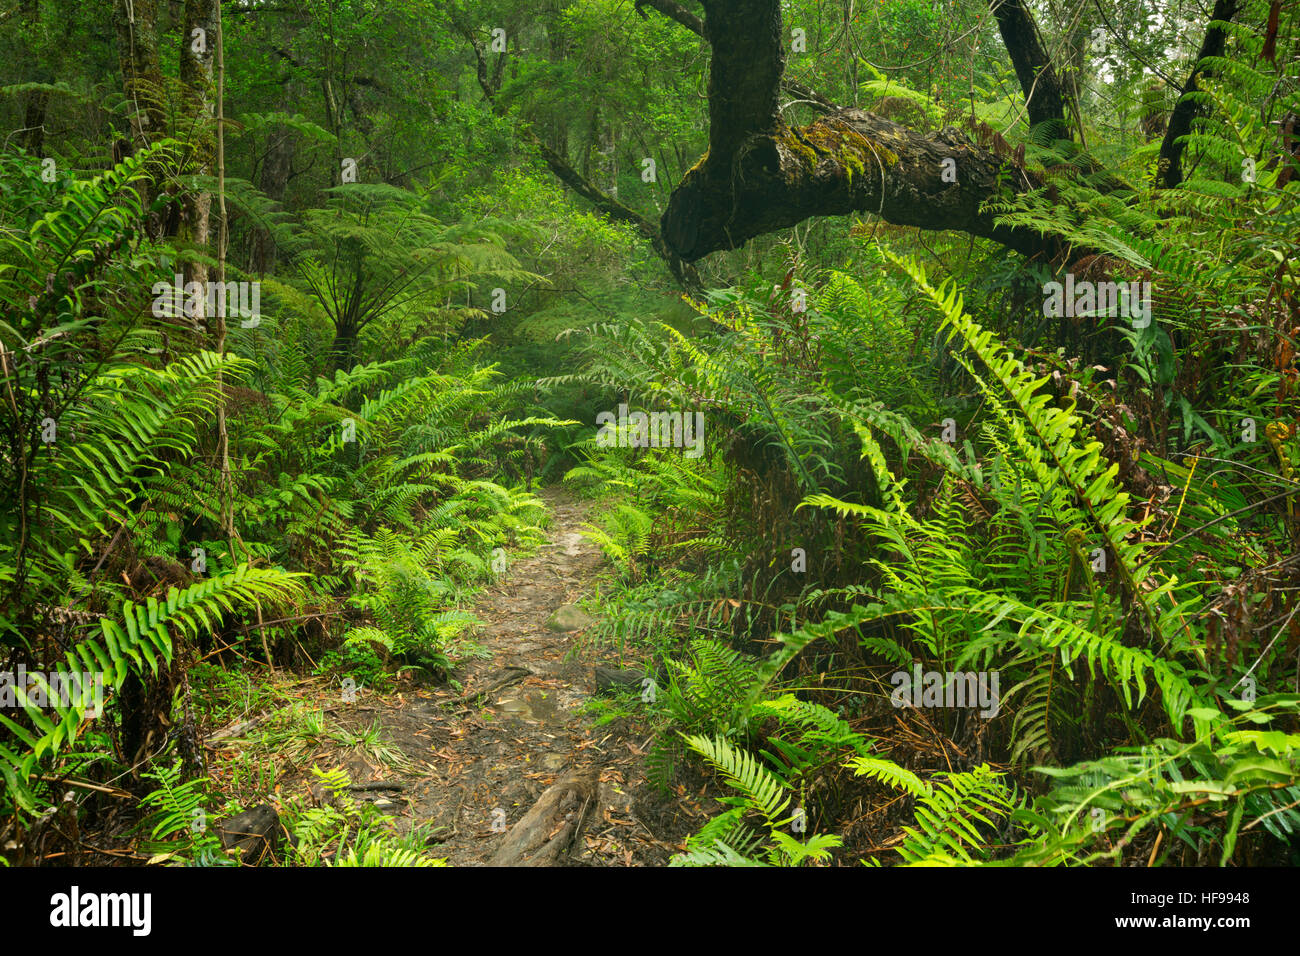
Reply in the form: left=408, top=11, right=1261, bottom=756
left=560, top=15, right=1300, bottom=865
left=2, top=0, right=1298, bottom=868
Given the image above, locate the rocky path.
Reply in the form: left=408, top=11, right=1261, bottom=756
left=334, top=487, right=687, bottom=865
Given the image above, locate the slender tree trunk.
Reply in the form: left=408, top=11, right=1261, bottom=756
left=112, top=0, right=168, bottom=243
left=180, top=0, right=220, bottom=328
left=251, top=125, right=296, bottom=274
left=214, top=1, right=232, bottom=541
left=14, top=0, right=45, bottom=154
left=19, top=89, right=50, bottom=156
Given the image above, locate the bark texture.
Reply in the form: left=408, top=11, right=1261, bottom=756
left=661, top=111, right=1046, bottom=261
left=1157, top=0, right=1240, bottom=188
left=657, top=0, right=1057, bottom=263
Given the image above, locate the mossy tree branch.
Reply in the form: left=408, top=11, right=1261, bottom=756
left=662, top=108, right=1052, bottom=261
left=660, top=0, right=1060, bottom=262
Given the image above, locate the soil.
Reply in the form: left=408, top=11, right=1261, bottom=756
left=307, top=487, right=706, bottom=865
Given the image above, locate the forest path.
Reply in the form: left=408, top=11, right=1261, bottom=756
left=343, top=486, right=687, bottom=865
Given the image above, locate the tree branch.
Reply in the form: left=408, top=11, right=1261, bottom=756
left=449, top=8, right=702, bottom=291
left=634, top=0, right=703, bottom=35
left=661, top=0, right=1056, bottom=263
left=662, top=108, right=1049, bottom=261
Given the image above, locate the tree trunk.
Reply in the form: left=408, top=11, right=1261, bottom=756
left=179, top=0, right=220, bottom=321
left=113, top=0, right=170, bottom=240
left=331, top=320, right=359, bottom=371
left=250, top=124, right=296, bottom=275
left=1157, top=0, right=1240, bottom=188
left=113, top=0, right=166, bottom=151
left=988, top=0, right=1073, bottom=137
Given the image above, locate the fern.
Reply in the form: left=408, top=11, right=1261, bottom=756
left=673, top=734, right=842, bottom=866
left=0, top=567, right=301, bottom=813
left=137, top=760, right=227, bottom=865
left=895, top=765, right=1021, bottom=865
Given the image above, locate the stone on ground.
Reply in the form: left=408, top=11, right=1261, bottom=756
left=545, top=604, right=594, bottom=632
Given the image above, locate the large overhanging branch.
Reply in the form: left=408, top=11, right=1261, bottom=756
left=532, top=138, right=703, bottom=291
left=660, top=0, right=1055, bottom=262
left=662, top=108, right=1049, bottom=261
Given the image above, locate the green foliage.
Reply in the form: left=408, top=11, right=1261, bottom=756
left=287, top=765, right=446, bottom=867
left=579, top=502, right=653, bottom=577
left=137, top=760, right=229, bottom=866
left=1013, top=696, right=1300, bottom=866
left=5, top=0, right=1300, bottom=871
left=672, top=734, right=843, bottom=867
left=893, top=766, right=1022, bottom=866
left=568, top=108, right=1300, bottom=862
left=281, top=182, right=542, bottom=367
left=0, top=138, right=566, bottom=847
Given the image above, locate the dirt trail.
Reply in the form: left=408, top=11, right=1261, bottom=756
left=333, top=487, right=689, bottom=865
